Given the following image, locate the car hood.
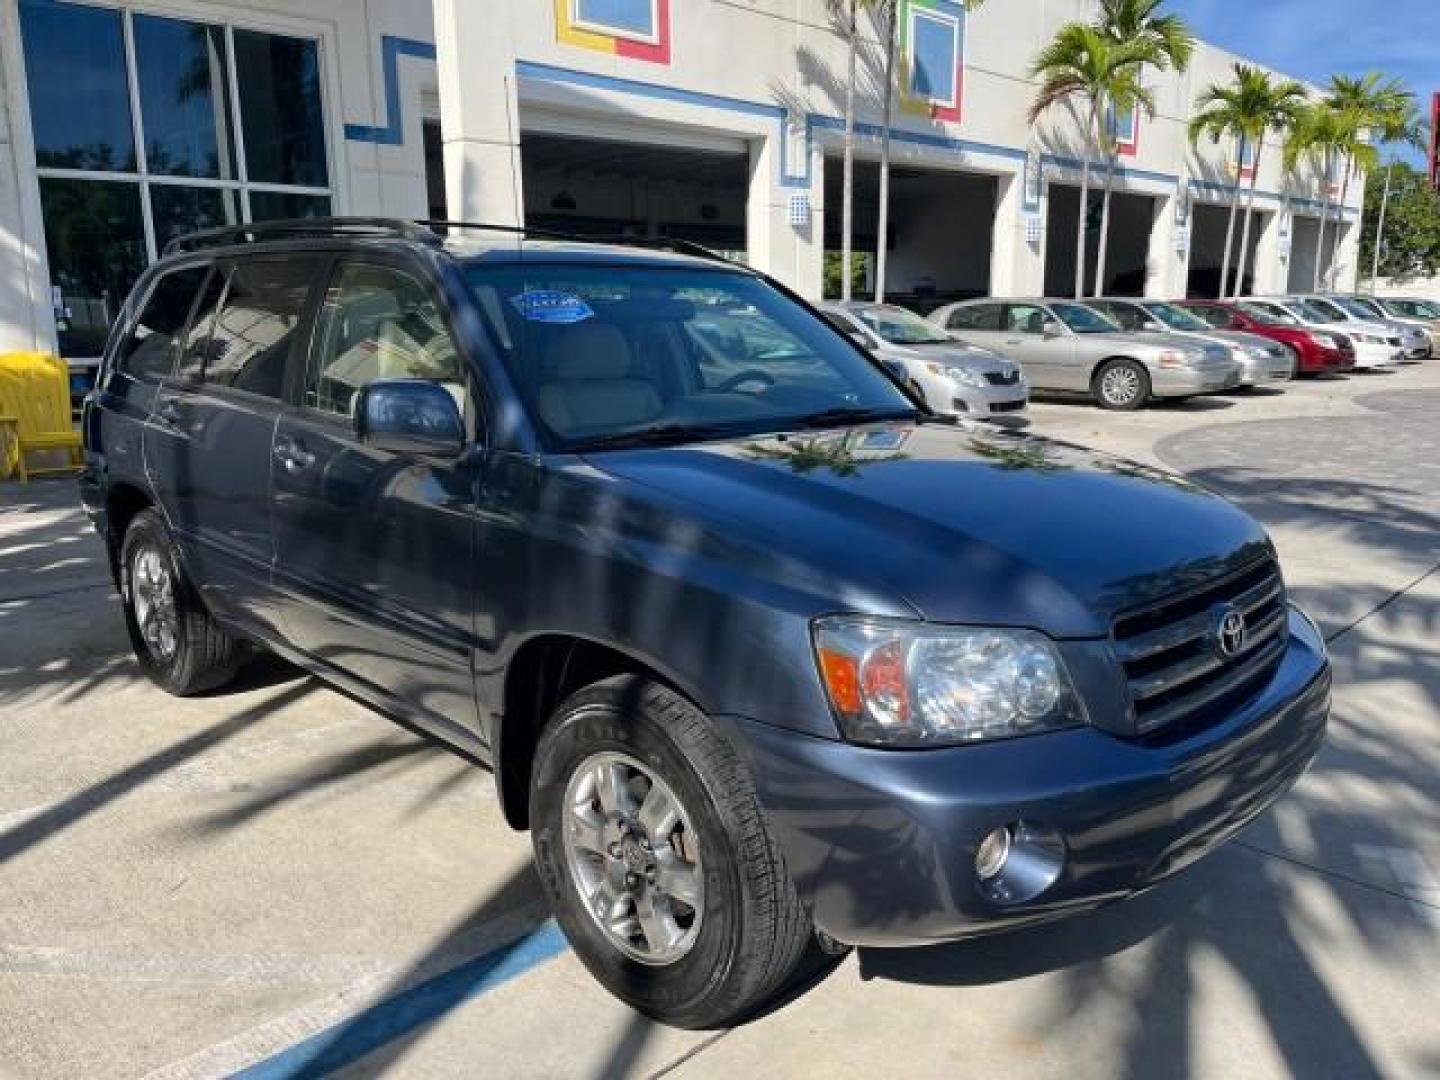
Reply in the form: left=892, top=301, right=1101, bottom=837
left=884, top=341, right=1012, bottom=370
left=583, top=422, right=1271, bottom=637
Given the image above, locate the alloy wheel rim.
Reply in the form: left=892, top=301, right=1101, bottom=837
left=562, top=751, right=704, bottom=966
left=1103, top=367, right=1140, bottom=404
left=131, top=547, right=179, bottom=661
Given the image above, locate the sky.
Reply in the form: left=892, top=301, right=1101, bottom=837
left=1168, top=0, right=1439, bottom=163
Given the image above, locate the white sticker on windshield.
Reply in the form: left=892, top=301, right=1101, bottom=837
left=510, top=290, right=595, bottom=324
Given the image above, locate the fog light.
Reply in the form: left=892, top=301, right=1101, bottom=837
left=976, top=826, right=1012, bottom=881
left=975, top=821, right=1067, bottom=906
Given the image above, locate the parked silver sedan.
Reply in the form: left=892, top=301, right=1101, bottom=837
left=929, top=298, right=1239, bottom=410
left=819, top=302, right=1029, bottom=421
left=1088, top=297, right=1295, bottom=386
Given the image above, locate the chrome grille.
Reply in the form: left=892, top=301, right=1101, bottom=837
left=1113, top=559, right=1288, bottom=737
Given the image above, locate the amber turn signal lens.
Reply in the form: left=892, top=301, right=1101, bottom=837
left=817, top=647, right=861, bottom=715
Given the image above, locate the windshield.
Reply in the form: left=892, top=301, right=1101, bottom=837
left=1237, top=301, right=1298, bottom=327
left=1051, top=302, right=1120, bottom=334
left=1331, top=297, right=1379, bottom=320
left=1299, top=298, right=1344, bottom=322
left=1186, top=304, right=1232, bottom=329
left=1144, top=301, right=1212, bottom=332
left=461, top=262, right=917, bottom=448
left=852, top=305, right=952, bottom=345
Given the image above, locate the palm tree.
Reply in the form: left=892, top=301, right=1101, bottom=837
left=1091, top=0, right=1194, bottom=295
left=1028, top=25, right=1158, bottom=298
left=1188, top=65, right=1308, bottom=298
left=1368, top=104, right=1428, bottom=292
left=1322, top=73, right=1408, bottom=290
left=1284, top=103, right=1347, bottom=291
left=873, top=0, right=986, bottom=303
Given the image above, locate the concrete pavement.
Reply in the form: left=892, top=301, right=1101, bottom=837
left=2, top=363, right=1437, bottom=1078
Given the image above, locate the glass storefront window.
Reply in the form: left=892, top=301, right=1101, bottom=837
left=233, top=31, right=329, bottom=188
left=249, top=191, right=332, bottom=223
left=38, top=178, right=147, bottom=358
left=19, top=0, right=136, bottom=171
left=150, top=186, right=239, bottom=253
left=19, top=4, right=336, bottom=357
left=133, top=14, right=236, bottom=180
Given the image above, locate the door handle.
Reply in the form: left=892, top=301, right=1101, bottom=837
left=274, top=437, right=317, bottom=473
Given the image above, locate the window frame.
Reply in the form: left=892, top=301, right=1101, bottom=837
left=947, top=303, right=1001, bottom=331
left=570, top=0, right=661, bottom=46
left=299, top=254, right=478, bottom=441
left=21, top=2, right=339, bottom=359
left=907, top=5, right=960, bottom=110
left=112, top=261, right=212, bottom=382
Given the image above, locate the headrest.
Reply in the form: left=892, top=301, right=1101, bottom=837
left=547, top=324, right=634, bottom=380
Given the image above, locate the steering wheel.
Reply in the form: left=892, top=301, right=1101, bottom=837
left=714, top=369, right=776, bottom=393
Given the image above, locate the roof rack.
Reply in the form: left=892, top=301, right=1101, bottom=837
left=162, top=215, right=740, bottom=267
left=162, top=217, right=443, bottom=256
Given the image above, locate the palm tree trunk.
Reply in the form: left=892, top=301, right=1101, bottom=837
left=1074, top=104, right=1098, bottom=299
left=841, top=0, right=857, bottom=301
left=1218, top=178, right=1240, bottom=299
left=875, top=0, right=897, bottom=304
left=1369, top=160, right=1394, bottom=293
left=1328, top=161, right=1353, bottom=291
left=1313, top=189, right=1330, bottom=292
left=1233, top=144, right=1263, bottom=298
left=1094, top=153, right=1117, bottom=296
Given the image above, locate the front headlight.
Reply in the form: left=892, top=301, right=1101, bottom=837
left=1244, top=346, right=1269, bottom=360
left=1355, top=333, right=1383, bottom=345
left=1155, top=348, right=1197, bottom=368
left=927, top=362, right=988, bottom=388
left=1309, top=331, right=1339, bottom=348
left=813, top=617, right=1087, bottom=746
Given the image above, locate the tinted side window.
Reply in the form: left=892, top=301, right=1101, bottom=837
left=948, top=304, right=1001, bottom=331
left=206, top=259, right=321, bottom=398
left=306, top=263, right=463, bottom=417
left=1094, top=302, right=1141, bottom=331
left=1005, top=304, right=1048, bottom=334
left=115, top=266, right=208, bottom=379
left=177, top=269, right=227, bottom=380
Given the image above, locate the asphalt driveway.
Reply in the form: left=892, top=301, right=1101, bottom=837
left=2, top=363, right=1437, bottom=1079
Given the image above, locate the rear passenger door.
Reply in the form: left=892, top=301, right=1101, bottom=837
left=269, top=257, right=480, bottom=736
left=145, top=256, right=323, bottom=638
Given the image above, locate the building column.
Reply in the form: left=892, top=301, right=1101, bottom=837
left=989, top=171, right=1036, bottom=297
left=0, top=0, right=52, bottom=355
left=1251, top=207, right=1286, bottom=295
left=433, top=0, right=523, bottom=226
left=1145, top=192, right=1187, bottom=298
left=1332, top=213, right=1362, bottom=291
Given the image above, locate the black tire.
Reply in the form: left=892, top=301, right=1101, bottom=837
left=1092, top=358, right=1151, bottom=411
left=530, top=675, right=813, bottom=1028
left=119, top=509, right=245, bottom=696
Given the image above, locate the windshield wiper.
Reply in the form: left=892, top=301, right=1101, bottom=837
left=785, top=406, right=919, bottom=430
left=575, top=422, right=740, bottom=451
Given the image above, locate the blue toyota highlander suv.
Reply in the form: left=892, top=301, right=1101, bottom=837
left=80, top=218, right=1331, bottom=1028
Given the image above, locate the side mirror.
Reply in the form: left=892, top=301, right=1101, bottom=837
left=1042, top=319, right=1065, bottom=338
left=356, top=378, right=465, bottom=458
left=848, top=330, right=872, bottom=350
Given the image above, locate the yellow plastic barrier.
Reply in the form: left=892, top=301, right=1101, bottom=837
left=0, top=352, right=83, bottom=483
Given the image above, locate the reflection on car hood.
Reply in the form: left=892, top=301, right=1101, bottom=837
left=583, top=422, right=1270, bottom=636
left=1202, top=330, right=1289, bottom=353
left=885, top=341, right=1012, bottom=369
left=1074, top=332, right=1207, bottom=356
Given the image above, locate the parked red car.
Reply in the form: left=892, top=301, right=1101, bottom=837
left=1178, top=300, right=1355, bottom=376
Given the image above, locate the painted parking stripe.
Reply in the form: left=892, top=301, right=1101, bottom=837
left=228, top=922, right=570, bottom=1079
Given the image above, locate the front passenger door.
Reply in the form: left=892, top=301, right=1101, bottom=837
left=1001, top=303, right=1073, bottom=390
left=270, top=259, right=481, bottom=738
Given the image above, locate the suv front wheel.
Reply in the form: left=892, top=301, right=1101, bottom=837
left=120, top=509, right=245, bottom=695
left=530, top=675, right=814, bottom=1028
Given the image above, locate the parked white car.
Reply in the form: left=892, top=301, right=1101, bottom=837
left=819, top=302, right=1029, bottom=421
left=1289, top=295, right=1427, bottom=362
left=1245, top=297, right=1401, bottom=369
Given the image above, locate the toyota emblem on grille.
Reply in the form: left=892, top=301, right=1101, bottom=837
left=1211, top=604, right=1247, bottom=659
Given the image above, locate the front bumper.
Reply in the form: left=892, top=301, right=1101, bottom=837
left=1351, top=343, right=1401, bottom=369
left=733, top=607, right=1329, bottom=947
left=946, top=381, right=1029, bottom=419
left=1150, top=364, right=1241, bottom=397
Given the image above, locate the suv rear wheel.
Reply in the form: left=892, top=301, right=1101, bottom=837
left=120, top=509, right=245, bottom=695
left=530, top=675, right=813, bottom=1028
left=1093, top=358, right=1150, bottom=410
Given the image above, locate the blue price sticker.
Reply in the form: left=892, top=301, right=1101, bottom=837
left=511, top=290, right=595, bottom=324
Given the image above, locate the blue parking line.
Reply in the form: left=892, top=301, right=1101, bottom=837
left=230, top=922, right=570, bottom=1079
